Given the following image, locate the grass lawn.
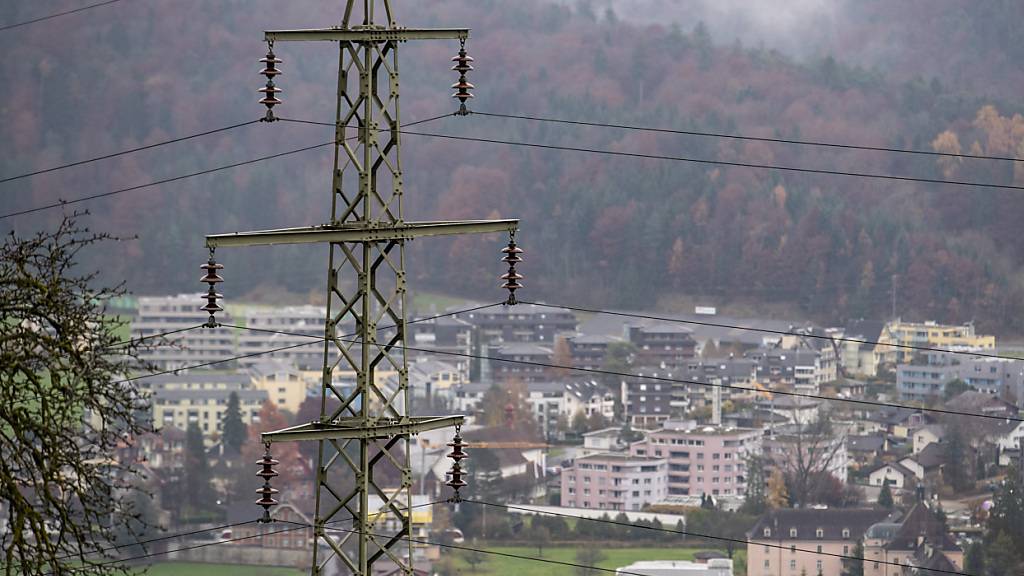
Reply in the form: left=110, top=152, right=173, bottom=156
left=136, top=562, right=304, bottom=575
left=452, top=545, right=742, bottom=576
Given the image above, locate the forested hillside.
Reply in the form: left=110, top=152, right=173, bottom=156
left=3, top=0, right=1024, bottom=332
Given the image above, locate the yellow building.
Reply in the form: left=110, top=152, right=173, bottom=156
left=248, top=360, right=313, bottom=414
left=141, top=373, right=267, bottom=443
left=877, top=320, right=995, bottom=364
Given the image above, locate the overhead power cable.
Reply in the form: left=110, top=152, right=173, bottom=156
left=53, top=523, right=309, bottom=574
left=519, top=300, right=1021, bottom=363
left=104, top=323, right=207, bottom=350
left=459, top=499, right=976, bottom=576
left=116, top=302, right=503, bottom=385
left=50, top=519, right=259, bottom=564
left=0, top=112, right=453, bottom=221
left=0, top=0, right=125, bottom=33
left=206, top=321, right=1023, bottom=424
left=0, top=119, right=262, bottom=185
left=398, top=130, right=1024, bottom=192
left=311, top=519, right=979, bottom=576
left=0, top=140, right=335, bottom=220
left=471, top=110, right=1024, bottom=164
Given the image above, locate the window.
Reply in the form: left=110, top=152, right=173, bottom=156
left=816, top=545, right=822, bottom=553
left=763, top=528, right=771, bottom=537
left=843, top=545, right=849, bottom=555
left=789, top=560, right=796, bottom=570
left=816, top=528, right=824, bottom=539
left=764, top=560, right=770, bottom=569
left=816, top=560, right=822, bottom=572
left=842, top=528, right=850, bottom=539
left=790, top=528, right=798, bottom=538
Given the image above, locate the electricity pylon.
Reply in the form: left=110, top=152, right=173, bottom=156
left=204, top=2, right=517, bottom=573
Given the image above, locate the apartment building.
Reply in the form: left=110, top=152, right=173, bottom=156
left=628, top=324, right=697, bottom=370
left=897, top=350, right=1024, bottom=405
left=248, top=359, right=311, bottom=413
left=745, top=346, right=836, bottom=396
left=456, top=303, right=577, bottom=344
left=879, top=320, right=995, bottom=364
left=621, top=369, right=676, bottom=427
left=140, top=373, right=267, bottom=441
left=237, top=305, right=329, bottom=370
left=561, top=452, right=668, bottom=511
left=630, top=422, right=762, bottom=497
left=491, top=342, right=553, bottom=383
left=746, top=508, right=890, bottom=576
left=132, top=294, right=236, bottom=369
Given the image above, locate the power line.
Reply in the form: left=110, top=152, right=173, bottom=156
left=315, top=521, right=979, bottom=576
left=0, top=112, right=455, bottom=221
left=278, top=111, right=456, bottom=130
left=0, top=0, right=125, bottom=33
left=385, top=340, right=1024, bottom=423
left=117, top=302, right=504, bottom=385
left=52, top=519, right=259, bottom=563
left=462, top=499, right=974, bottom=576
left=471, top=110, right=1024, bottom=164
left=398, top=130, right=1024, bottom=192
left=206, top=321, right=1023, bottom=424
left=104, top=323, right=206, bottom=350
left=0, top=119, right=262, bottom=185
left=519, top=300, right=1022, bottom=363
left=0, top=140, right=335, bottom=220
left=53, top=522, right=309, bottom=574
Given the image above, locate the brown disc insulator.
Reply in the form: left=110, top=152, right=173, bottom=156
left=259, top=48, right=282, bottom=121
left=200, top=256, right=224, bottom=327
left=500, top=237, right=523, bottom=305
left=256, top=446, right=280, bottom=523
left=446, top=428, right=469, bottom=501
left=451, top=44, right=474, bottom=114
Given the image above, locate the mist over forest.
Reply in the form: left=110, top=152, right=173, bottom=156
left=3, top=0, right=1024, bottom=332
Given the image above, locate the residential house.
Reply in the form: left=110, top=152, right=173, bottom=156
left=491, top=342, right=553, bottom=383
left=868, top=462, right=916, bottom=490
left=846, top=435, right=887, bottom=470
left=568, top=333, right=625, bottom=370
left=835, top=319, right=887, bottom=377
left=912, top=425, right=944, bottom=455
left=863, top=502, right=963, bottom=576
left=248, top=359, right=311, bottom=413
left=627, top=324, right=697, bottom=370
left=138, top=373, right=267, bottom=444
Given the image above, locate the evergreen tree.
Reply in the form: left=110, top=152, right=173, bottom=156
left=184, top=421, right=214, bottom=513
left=986, top=467, right=1024, bottom=550
left=840, top=541, right=864, bottom=576
left=964, top=541, right=985, bottom=575
left=877, top=483, right=894, bottom=509
left=221, top=391, right=247, bottom=455
left=945, top=425, right=971, bottom=492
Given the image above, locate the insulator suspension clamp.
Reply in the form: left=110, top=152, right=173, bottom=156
left=259, top=41, right=283, bottom=122
left=446, top=425, right=469, bottom=502
left=500, top=231, right=523, bottom=306
left=451, top=38, right=474, bottom=115
left=199, top=247, right=224, bottom=328
left=255, top=441, right=280, bottom=523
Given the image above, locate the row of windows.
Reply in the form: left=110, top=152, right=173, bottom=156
left=762, top=527, right=852, bottom=539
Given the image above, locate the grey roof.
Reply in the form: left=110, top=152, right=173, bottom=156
left=749, top=508, right=891, bottom=541
left=847, top=435, right=886, bottom=452
left=844, top=319, right=886, bottom=348
left=140, top=372, right=252, bottom=387
left=570, top=333, right=623, bottom=345
left=152, top=388, right=268, bottom=403
left=497, top=342, right=553, bottom=356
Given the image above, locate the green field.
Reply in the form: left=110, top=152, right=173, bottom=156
left=137, top=563, right=303, bottom=575
left=451, top=546, right=742, bottom=576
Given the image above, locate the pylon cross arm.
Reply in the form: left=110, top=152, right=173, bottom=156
left=206, top=219, right=518, bottom=249
left=265, top=27, right=469, bottom=43
left=261, top=415, right=465, bottom=443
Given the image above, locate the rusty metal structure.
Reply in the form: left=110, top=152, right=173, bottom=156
left=201, top=2, right=518, bottom=574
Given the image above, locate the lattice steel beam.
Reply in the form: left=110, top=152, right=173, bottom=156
left=204, top=2, right=503, bottom=574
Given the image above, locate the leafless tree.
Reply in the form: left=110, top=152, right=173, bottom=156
left=0, top=216, right=152, bottom=575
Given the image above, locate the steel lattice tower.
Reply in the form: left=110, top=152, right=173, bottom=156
left=204, top=2, right=517, bottom=574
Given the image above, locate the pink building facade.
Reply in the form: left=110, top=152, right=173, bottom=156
left=561, top=453, right=668, bottom=511
left=630, top=423, right=762, bottom=497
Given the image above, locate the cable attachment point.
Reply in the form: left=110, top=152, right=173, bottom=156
left=446, top=425, right=469, bottom=503
left=255, top=441, right=280, bottom=523
left=500, top=231, right=523, bottom=306
left=199, top=247, right=224, bottom=328
left=451, top=38, right=474, bottom=116
left=259, top=42, right=283, bottom=122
